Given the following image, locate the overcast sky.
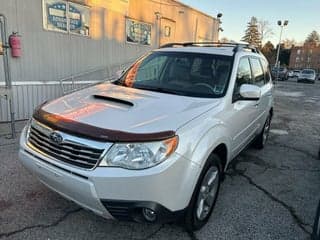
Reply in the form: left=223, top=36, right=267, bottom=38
left=180, top=0, right=320, bottom=45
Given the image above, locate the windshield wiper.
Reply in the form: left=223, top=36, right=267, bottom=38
left=134, top=86, right=184, bottom=96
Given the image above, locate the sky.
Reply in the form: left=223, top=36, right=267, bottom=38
left=180, top=0, right=320, bottom=45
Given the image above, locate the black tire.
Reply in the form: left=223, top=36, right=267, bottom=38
left=254, top=114, right=271, bottom=149
left=312, top=200, right=320, bottom=240
left=184, top=154, right=222, bottom=231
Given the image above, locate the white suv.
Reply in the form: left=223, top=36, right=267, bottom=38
left=19, top=42, right=273, bottom=231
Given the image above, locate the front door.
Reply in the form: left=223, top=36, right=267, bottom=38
left=228, top=57, right=260, bottom=157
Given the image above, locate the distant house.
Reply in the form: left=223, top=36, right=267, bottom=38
left=289, top=43, right=320, bottom=71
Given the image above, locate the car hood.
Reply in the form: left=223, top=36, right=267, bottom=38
left=38, top=82, right=221, bottom=135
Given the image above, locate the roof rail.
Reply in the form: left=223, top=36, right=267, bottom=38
left=159, top=42, right=260, bottom=54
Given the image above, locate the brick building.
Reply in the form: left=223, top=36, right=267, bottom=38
left=289, top=43, right=320, bottom=71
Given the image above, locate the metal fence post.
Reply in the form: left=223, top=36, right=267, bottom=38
left=0, top=13, right=16, bottom=138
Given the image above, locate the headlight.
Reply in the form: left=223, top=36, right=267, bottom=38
left=25, top=118, right=32, bottom=138
left=100, top=136, right=178, bottom=169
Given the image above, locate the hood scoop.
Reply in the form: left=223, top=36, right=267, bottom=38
left=93, top=94, right=134, bottom=107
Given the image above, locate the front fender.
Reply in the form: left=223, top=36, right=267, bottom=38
left=176, top=118, right=232, bottom=170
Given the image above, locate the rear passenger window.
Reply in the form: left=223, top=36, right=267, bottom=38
left=250, top=58, right=265, bottom=87
left=233, top=57, right=252, bottom=100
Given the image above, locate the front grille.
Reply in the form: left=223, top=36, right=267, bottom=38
left=27, top=120, right=107, bottom=169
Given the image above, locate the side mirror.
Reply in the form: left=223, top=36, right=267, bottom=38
left=239, top=84, right=261, bottom=101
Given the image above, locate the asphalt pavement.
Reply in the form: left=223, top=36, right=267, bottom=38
left=0, top=78, right=319, bottom=240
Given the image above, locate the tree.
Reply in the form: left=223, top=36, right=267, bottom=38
left=220, top=37, right=229, bottom=43
left=261, top=41, right=276, bottom=64
left=305, top=30, right=320, bottom=45
left=220, top=37, right=236, bottom=43
left=282, top=38, right=296, bottom=49
left=241, top=17, right=262, bottom=48
left=279, top=47, right=291, bottom=66
left=257, top=19, right=274, bottom=43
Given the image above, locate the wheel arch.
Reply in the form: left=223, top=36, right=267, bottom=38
left=269, top=107, right=274, bottom=119
left=187, top=124, right=231, bottom=171
left=211, top=143, right=228, bottom=172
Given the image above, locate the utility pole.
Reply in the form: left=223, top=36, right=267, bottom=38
left=275, top=20, right=289, bottom=81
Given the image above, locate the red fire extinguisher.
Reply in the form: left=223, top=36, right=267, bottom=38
left=9, top=32, right=21, bottom=58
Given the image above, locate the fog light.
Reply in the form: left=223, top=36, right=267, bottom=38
left=142, top=208, right=157, bottom=222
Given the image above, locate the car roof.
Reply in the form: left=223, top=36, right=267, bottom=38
left=155, top=46, right=262, bottom=58
left=155, top=46, right=235, bottom=56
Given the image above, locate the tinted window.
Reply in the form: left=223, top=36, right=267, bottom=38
left=233, top=57, right=252, bottom=100
left=115, top=52, right=233, bottom=98
left=260, top=58, right=272, bottom=83
left=302, top=69, right=315, bottom=74
left=250, top=58, right=265, bottom=87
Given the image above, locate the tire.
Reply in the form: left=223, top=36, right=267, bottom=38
left=312, top=200, right=320, bottom=240
left=254, top=114, right=271, bottom=149
left=184, top=154, right=222, bottom=231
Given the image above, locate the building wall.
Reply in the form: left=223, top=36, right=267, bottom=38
left=289, top=44, right=320, bottom=71
left=0, top=0, right=218, bottom=122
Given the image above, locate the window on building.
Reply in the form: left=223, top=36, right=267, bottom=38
left=42, top=0, right=90, bottom=36
left=126, top=19, right=151, bottom=45
left=296, top=57, right=300, bottom=62
left=164, top=26, right=171, bottom=37
left=297, top=49, right=301, bottom=55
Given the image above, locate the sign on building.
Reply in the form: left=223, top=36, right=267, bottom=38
left=126, top=18, right=151, bottom=45
left=43, top=0, right=90, bottom=36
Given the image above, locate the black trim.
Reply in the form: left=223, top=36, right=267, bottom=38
left=159, top=42, right=260, bottom=54
left=101, top=200, right=186, bottom=223
left=93, top=94, right=134, bottom=107
left=32, top=105, right=176, bottom=142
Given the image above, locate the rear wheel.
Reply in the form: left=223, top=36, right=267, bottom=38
left=185, top=154, right=222, bottom=231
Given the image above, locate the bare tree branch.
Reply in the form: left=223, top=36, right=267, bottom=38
left=258, top=19, right=274, bottom=43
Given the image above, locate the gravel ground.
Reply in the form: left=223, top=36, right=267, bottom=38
left=0, top=78, right=319, bottom=240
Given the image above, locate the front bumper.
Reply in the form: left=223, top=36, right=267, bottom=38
left=19, top=127, right=200, bottom=222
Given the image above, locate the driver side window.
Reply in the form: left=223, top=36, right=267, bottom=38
left=233, top=57, right=252, bottom=101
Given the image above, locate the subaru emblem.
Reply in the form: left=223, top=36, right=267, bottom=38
left=49, top=132, right=63, bottom=144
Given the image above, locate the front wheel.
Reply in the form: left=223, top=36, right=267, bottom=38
left=185, top=154, right=222, bottom=231
left=254, top=114, right=271, bottom=149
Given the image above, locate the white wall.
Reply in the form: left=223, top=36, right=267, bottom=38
left=0, top=0, right=218, bottom=121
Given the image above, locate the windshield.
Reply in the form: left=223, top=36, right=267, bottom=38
left=301, top=69, right=315, bottom=74
left=114, top=52, right=233, bottom=98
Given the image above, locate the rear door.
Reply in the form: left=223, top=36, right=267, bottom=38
left=250, top=57, right=273, bottom=132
